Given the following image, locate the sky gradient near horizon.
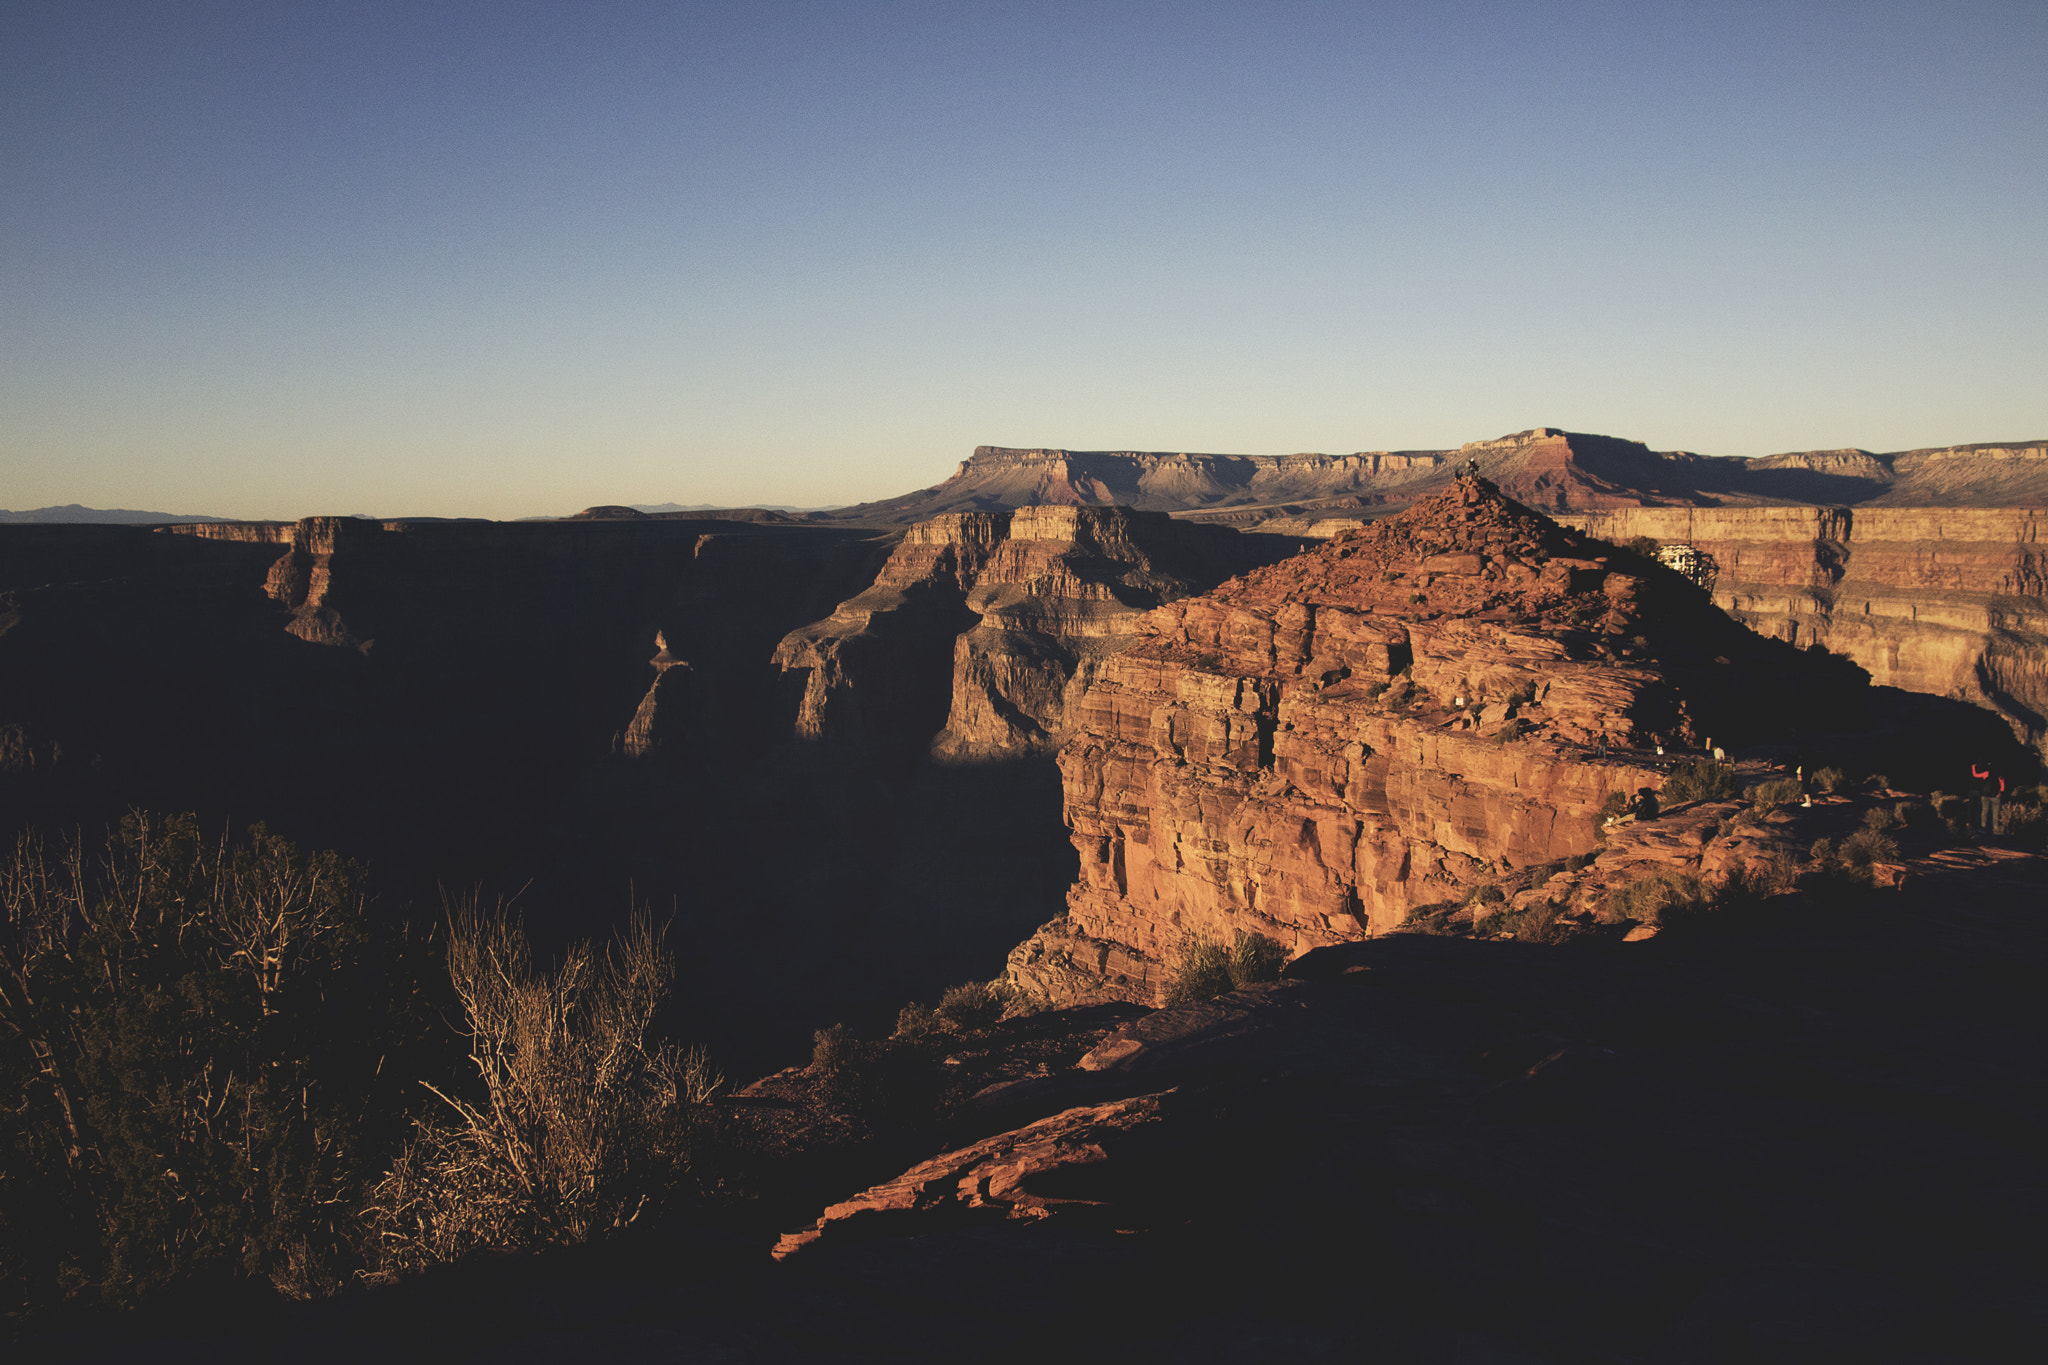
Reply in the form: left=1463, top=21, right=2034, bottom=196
left=4, top=1, right=2044, bottom=520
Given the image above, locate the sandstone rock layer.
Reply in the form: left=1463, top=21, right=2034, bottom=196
left=1008, top=478, right=2008, bottom=1007
left=773, top=506, right=1298, bottom=761
left=1564, top=504, right=2048, bottom=755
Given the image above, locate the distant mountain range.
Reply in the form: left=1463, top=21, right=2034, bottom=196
left=15, top=428, right=2044, bottom=532
left=627, top=502, right=841, bottom=514
left=0, top=503, right=229, bottom=524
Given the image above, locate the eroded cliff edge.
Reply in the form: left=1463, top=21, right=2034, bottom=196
left=1563, top=505, right=2048, bottom=756
left=1008, top=477, right=2015, bottom=1007
left=772, top=505, right=1302, bottom=762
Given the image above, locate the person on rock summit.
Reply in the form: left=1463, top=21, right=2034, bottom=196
left=1972, top=762, right=2005, bottom=833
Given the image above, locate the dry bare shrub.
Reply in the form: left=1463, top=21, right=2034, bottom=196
left=364, top=902, right=715, bottom=1276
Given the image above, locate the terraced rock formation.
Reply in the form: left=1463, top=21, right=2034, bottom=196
left=1006, top=476, right=2018, bottom=1007
left=773, top=505, right=1300, bottom=762
left=809, top=430, right=2048, bottom=534
left=1564, top=504, right=2048, bottom=756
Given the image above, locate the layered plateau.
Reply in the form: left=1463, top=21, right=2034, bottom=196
left=808, top=428, right=2048, bottom=532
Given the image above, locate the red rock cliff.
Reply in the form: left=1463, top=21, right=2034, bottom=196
left=1006, top=477, right=1984, bottom=1007
left=1562, top=505, right=2048, bottom=756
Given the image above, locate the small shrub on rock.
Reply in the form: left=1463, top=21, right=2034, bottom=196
left=1749, top=776, right=1803, bottom=808
left=809, top=1022, right=858, bottom=1076
left=1664, top=761, right=1739, bottom=805
left=1813, top=765, right=1852, bottom=794
left=1840, top=827, right=1900, bottom=869
left=2002, top=806, right=2048, bottom=846
left=1602, top=869, right=1709, bottom=929
left=1162, top=930, right=1288, bottom=1005
left=893, top=1001, right=937, bottom=1039
left=1398, top=900, right=1465, bottom=935
left=934, top=980, right=1014, bottom=1032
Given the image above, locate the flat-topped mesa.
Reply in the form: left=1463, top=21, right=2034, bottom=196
left=1005, top=475, right=2011, bottom=1008
left=772, top=505, right=1301, bottom=762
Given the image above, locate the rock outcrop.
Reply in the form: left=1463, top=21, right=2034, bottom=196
left=773, top=506, right=1300, bottom=762
left=1007, top=477, right=2018, bottom=1007
left=1564, top=504, right=2048, bottom=756
left=757, top=840, right=2048, bottom=1363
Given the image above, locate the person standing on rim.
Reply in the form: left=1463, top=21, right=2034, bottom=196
left=1972, top=762, right=2005, bottom=833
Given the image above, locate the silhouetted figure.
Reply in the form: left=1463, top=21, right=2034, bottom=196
left=1594, top=732, right=1609, bottom=758
left=1632, top=787, right=1660, bottom=822
left=1972, top=763, right=2005, bottom=832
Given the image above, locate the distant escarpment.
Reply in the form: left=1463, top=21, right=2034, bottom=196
left=1563, top=505, right=2048, bottom=757
left=1006, top=477, right=2018, bottom=1008
left=773, top=505, right=1303, bottom=763
left=813, top=430, right=2048, bottom=534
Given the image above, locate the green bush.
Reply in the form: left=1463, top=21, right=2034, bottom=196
left=0, top=814, right=438, bottom=1314
left=1162, top=930, right=1288, bottom=1005
left=808, top=1022, right=858, bottom=1076
left=1840, top=827, right=1900, bottom=868
left=1602, top=869, right=1709, bottom=929
left=1477, top=899, right=1571, bottom=944
left=934, top=979, right=1014, bottom=1032
left=1663, top=761, right=1740, bottom=805
left=1812, top=765, right=1852, bottom=794
left=1397, top=900, right=1465, bottom=935
left=1748, top=776, right=1803, bottom=808
left=2002, top=805, right=2048, bottom=847
left=893, top=1001, right=937, bottom=1039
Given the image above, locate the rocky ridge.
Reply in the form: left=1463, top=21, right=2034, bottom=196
left=1564, top=504, right=2048, bottom=757
left=1005, top=476, right=2018, bottom=1008
left=773, top=505, right=1300, bottom=762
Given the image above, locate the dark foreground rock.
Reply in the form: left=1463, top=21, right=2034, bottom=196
left=15, top=843, right=2045, bottom=1363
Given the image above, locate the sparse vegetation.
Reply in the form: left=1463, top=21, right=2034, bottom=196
left=1161, top=930, right=1288, bottom=1005
left=934, top=979, right=1016, bottom=1032
left=1662, top=761, right=1739, bottom=805
left=0, top=814, right=439, bottom=1314
left=1602, top=859, right=1796, bottom=933
left=363, top=903, right=717, bottom=1277
left=1749, top=776, right=1804, bottom=808
left=1602, top=868, right=1710, bottom=929
left=1812, top=765, right=1852, bottom=794
left=1475, top=898, right=1570, bottom=944
left=1839, top=827, right=1900, bottom=869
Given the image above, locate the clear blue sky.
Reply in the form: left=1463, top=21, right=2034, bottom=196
left=4, top=1, right=2043, bottom=519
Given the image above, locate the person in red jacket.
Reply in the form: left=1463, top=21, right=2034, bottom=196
left=1972, top=763, right=2005, bottom=833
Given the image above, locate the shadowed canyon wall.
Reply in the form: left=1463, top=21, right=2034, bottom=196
left=774, top=505, right=1303, bottom=763
left=1562, top=506, right=2048, bottom=756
